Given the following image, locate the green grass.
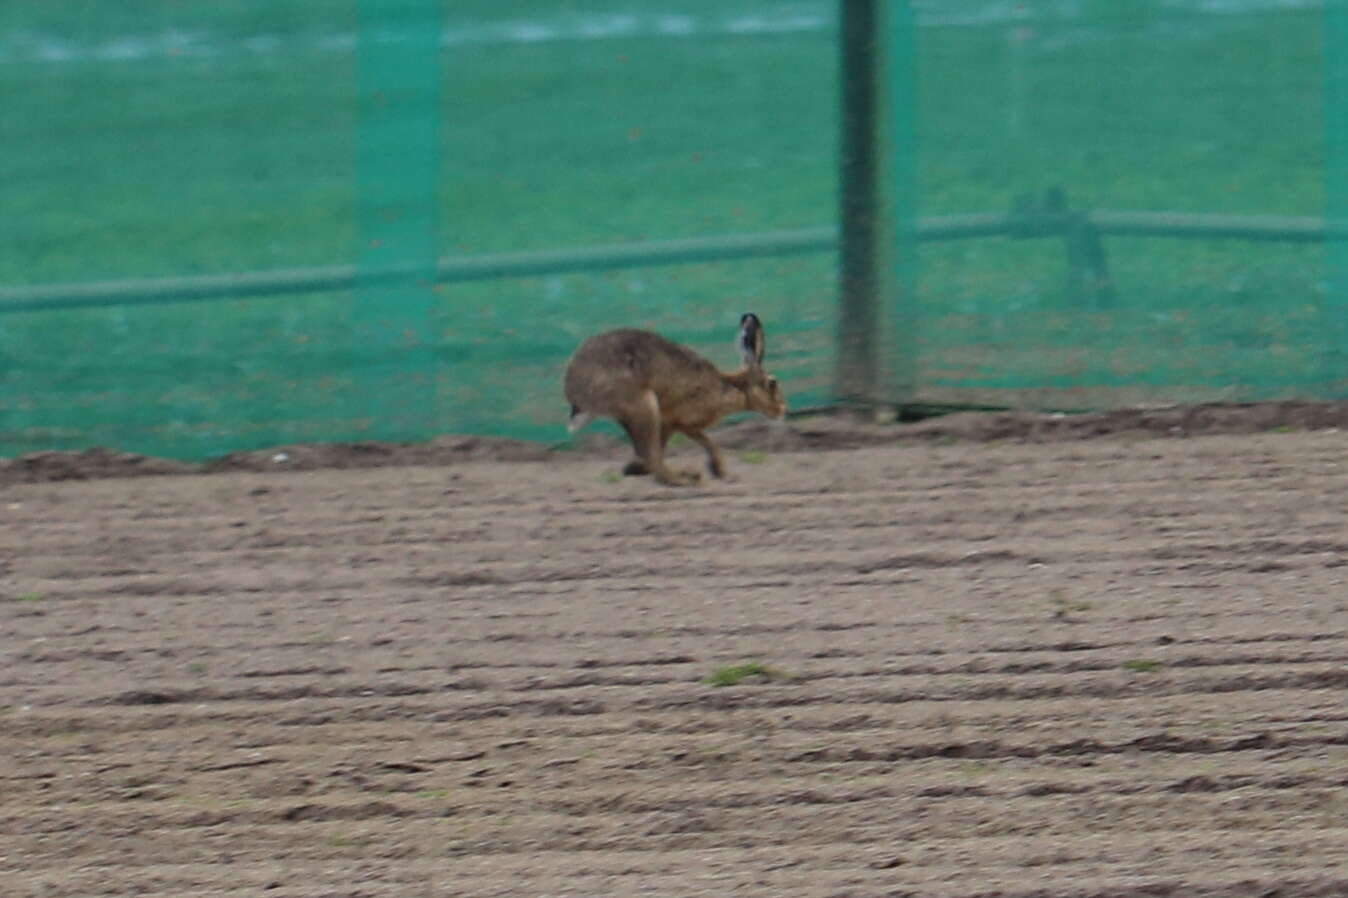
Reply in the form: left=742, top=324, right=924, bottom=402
left=1122, top=658, right=1163, bottom=673
left=416, top=789, right=450, bottom=800
left=1048, top=589, right=1092, bottom=620
left=702, top=660, right=790, bottom=687
left=0, top=4, right=1338, bottom=460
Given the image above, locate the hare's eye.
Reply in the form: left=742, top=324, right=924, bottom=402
left=766, top=377, right=779, bottom=391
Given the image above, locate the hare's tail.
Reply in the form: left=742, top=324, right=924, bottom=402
left=567, top=405, right=593, bottom=434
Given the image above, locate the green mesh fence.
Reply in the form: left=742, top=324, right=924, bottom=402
left=0, top=2, right=1343, bottom=461
left=0, top=1, right=837, bottom=459
left=1330, top=0, right=1348, bottom=375
left=904, top=0, right=1342, bottom=409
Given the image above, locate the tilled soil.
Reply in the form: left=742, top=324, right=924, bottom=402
left=4, top=415, right=1348, bottom=897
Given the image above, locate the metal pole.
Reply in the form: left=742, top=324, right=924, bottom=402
left=836, top=0, right=882, bottom=401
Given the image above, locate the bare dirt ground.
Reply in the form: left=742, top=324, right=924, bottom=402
left=4, top=405, right=1348, bottom=897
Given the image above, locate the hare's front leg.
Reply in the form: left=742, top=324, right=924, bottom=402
left=685, top=430, right=728, bottom=479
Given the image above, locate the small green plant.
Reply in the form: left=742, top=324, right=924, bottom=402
left=15, top=592, right=42, bottom=603
left=739, top=451, right=768, bottom=464
left=1049, top=589, right=1092, bottom=620
left=1122, top=658, right=1162, bottom=673
left=599, top=470, right=623, bottom=484
left=702, top=661, right=789, bottom=687
left=187, top=661, right=208, bottom=676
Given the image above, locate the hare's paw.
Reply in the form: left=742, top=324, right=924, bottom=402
left=655, top=467, right=702, bottom=487
left=622, top=459, right=650, bottom=476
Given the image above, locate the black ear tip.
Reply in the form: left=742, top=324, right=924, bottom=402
left=740, top=312, right=760, bottom=330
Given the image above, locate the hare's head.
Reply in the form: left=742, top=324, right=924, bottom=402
left=733, top=313, right=787, bottom=419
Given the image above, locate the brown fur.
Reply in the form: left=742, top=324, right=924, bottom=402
left=564, top=319, right=787, bottom=486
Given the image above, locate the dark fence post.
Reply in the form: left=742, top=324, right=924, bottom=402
left=836, top=0, right=882, bottom=402
left=837, top=0, right=916, bottom=405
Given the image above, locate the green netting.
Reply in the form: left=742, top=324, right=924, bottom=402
left=0, top=1, right=836, bottom=459
left=352, top=0, right=440, bottom=441
left=1, top=2, right=1344, bottom=461
left=903, top=0, right=1343, bottom=408
left=1330, top=0, right=1348, bottom=375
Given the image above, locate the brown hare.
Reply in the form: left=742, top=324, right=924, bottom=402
left=564, top=313, right=787, bottom=486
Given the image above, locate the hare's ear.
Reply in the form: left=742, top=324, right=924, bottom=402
left=738, top=312, right=765, bottom=368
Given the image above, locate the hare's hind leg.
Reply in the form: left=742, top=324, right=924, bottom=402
left=617, top=390, right=699, bottom=487
left=685, top=430, right=728, bottom=479
left=617, top=420, right=647, bottom=474
left=619, top=425, right=650, bottom=476
left=620, top=420, right=674, bottom=477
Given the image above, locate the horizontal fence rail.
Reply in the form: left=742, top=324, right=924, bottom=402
left=0, top=229, right=837, bottom=314
left=1, top=212, right=1338, bottom=314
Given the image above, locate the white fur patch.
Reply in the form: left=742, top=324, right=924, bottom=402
left=567, top=410, right=593, bottom=434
